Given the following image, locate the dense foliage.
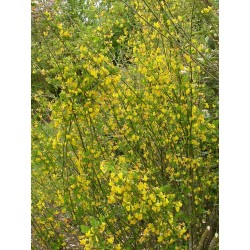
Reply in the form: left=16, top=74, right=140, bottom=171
left=32, top=0, right=219, bottom=249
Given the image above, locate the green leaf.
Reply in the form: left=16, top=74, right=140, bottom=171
left=80, top=224, right=90, bottom=233
left=90, top=217, right=100, bottom=227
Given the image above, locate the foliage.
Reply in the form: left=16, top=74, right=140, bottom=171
left=32, top=0, right=218, bottom=249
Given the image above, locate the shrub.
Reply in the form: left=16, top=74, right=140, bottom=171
left=32, top=0, right=218, bottom=249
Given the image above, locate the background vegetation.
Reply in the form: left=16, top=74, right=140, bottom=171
left=32, top=0, right=218, bottom=249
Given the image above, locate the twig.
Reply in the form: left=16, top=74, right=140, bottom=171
left=196, top=226, right=211, bottom=250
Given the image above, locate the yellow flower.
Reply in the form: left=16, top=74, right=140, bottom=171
left=157, top=235, right=164, bottom=242
left=175, top=201, right=183, bottom=212
left=154, top=22, right=160, bottom=29
left=201, top=6, right=213, bottom=14
left=149, top=193, right=156, bottom=203
left=184, top=54, right=191, bottom=63
left=79, top=238, right=87, bottom=245
left=48, top=217, right=54, bottom=222
left=80, top=45, right=87, bottom=52
left=126, top=205, right=131, bottom=211
left=115, top=244, right=122, bottom=250
left=118, top=171, right=123, bottom=179
left=57, top=23, right=63, bottom=29
left=135, top=213, right=143, bottom=221
left=85, top=230, right=93, bottom=237
left=138, top=182, right=147, bottom=191
left=107, top=236, right=114, bottom=244
left=60, top=30, right=71, bottom=38
left=108, top=194, right=116, bottom=204
left=99, top=222, right=106, bottom=233
left=49, top=231, right=55, bottom=237
left=178, top=16, right=183, bottom=22
left=118, top=156, right=126, bottom=165
left=186, top=88, right=191, bottom=95
left=131, top=134, right=139, bottom=142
